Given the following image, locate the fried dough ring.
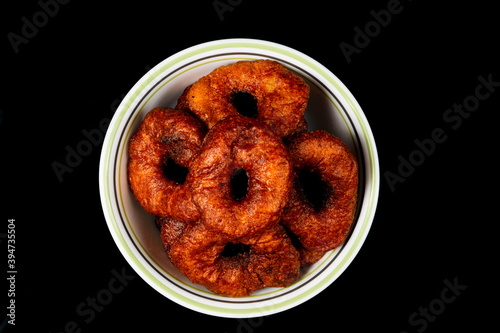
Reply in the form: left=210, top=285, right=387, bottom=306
left=187, top=115, right=293, bottom=240
left=128, top=107, right=205, bottom=222
left=176, top=59, right=309, bottom=138
left=166, top=222, right=300, bottom=297
left=281, top=131, right=358, bottom=266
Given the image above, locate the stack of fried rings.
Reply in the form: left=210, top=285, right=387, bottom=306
left=128, top=60, right=359, bottom=297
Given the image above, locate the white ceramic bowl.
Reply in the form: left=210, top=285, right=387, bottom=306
left=99, top=38, right=379, bottom=318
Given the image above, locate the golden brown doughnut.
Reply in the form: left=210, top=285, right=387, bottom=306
left=176, top=59, right=309, bottom=138
left=187, top=115, right=293, bottom=240
left=280, top=131, right=358, bottom=266
left=166, top=221, right=300, bottom=297
left=128, top=107, right=205, bottom=222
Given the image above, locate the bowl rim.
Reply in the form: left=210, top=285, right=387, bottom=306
left=99, top=38, right=380, bottom=318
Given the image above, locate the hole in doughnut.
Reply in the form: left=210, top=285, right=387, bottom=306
left=230, top=91, right=258, bottom=118
left=221, top=242, right=251, bottom=258
left=298, top=169, right=332, bottom=212
left=230, top=168, right=249, bottom=201
left=162, top=157, right=189, bottom=185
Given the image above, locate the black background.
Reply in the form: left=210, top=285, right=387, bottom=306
left=1, top=0, right=498, bottom=332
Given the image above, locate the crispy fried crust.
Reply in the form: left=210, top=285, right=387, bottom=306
left=156, top=216, right=187, bottom=253
left=187, top=115, right=293, bottom=240
left=165, top=221, right=300, bottom=297
left=128, top=107, right=205, bottom=222
left=176, top=59, right=309, bottom=138
left=281, top=131, right=358, bottom=266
